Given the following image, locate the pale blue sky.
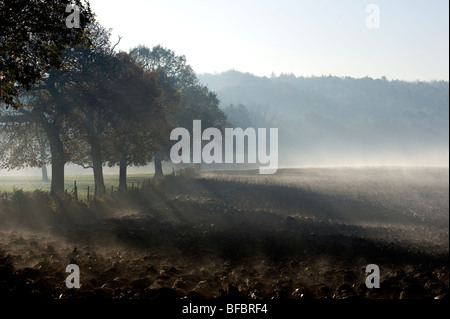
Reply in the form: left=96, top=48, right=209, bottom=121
left=90, top=0, right=449, bottom=81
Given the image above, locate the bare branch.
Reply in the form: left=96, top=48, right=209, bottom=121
left=110, top=35, right=123, bottom=55
left=77, top=163, right=94, bottom=169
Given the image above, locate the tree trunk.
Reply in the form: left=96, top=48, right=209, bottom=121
left=44, top=123, right=65, bottom=195
left=87, top=126, right=106, bottom=196
left=50, top=154, right=65, bottom=195
left=40, top=145, right=50, bottom=182
left=92, top=149, right=105, bottom=196
left=41, top=165, right=49, bottom=182
left=154, top=151, right=163, bottom=178
left=118, top=158, right=127, bottom=192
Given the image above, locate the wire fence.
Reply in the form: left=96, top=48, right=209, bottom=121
left=65, top=178, right=154, bottom=201
left=65, top=167, right=197, bottom=201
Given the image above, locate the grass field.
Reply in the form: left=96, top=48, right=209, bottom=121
left=0, top=174, right=154, bottom=199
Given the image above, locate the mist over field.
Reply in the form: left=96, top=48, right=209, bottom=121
left=3, top=71, right=448, bottom=178
left=199, top=71, right=449, bottom=168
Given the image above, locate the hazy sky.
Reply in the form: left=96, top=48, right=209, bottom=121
left=89, top=0, right=449, bottom=81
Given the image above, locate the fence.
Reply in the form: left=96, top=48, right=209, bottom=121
left=64, top=167, right=194, bottom=201
left=65, top=179, right=155, bottom=201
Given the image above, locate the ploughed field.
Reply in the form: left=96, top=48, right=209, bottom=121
left=0, top=167, right=448, bottom=300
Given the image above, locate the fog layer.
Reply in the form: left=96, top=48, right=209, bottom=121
left=199, top=71, right=449, bottom=167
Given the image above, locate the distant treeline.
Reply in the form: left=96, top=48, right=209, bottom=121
left=200, top=71, right=449, bottom=166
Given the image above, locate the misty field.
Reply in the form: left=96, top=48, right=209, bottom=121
left=0, top=167, right=448, bottom=300
left=0, top=174, right=153, bottom=199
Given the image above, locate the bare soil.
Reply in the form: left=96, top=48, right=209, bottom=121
left=0, top=168, right=448, bottom=300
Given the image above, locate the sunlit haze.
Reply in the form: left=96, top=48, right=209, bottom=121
left=90, top=0, right=449, bottom=81
left=0, top=0, right=449, bottom=305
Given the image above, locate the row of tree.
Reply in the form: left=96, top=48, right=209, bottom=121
left=1, top=22, right=226, bottom=194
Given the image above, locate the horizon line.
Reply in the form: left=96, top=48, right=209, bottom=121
left=196, top=69, right=450, bottom=84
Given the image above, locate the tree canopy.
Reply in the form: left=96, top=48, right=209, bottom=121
left=0, top=26, right=183, bottom=194
left=1, top=6, right=230, bottom=193
left=130, top=45, right=227, bottom=177
left=0, top=0, right=93, bottom=109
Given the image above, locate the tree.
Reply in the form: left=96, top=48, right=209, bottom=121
left=0, top=90, right=69, bottom=194
left=130, top=45, right=227, bottom=177
left=130, top=45, right=198, bottom=91
left=224, top=103, right=278, bottom=128
left=224, top=104, right=252, bottom=128
left=61, top=51, right=159, bottom=194
left=0, top=23, right=169, bottom=195
left=70, top=52, right=171, bottom=193
left=0, top=118, right=50, bottom=181
left=0, top=23, right=106, bottom=194
left=0, top=0, right=94, bottom=109
left=9, top=81, right=77, bottom=194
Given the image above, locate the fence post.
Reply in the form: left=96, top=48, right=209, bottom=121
left=74, top=181, right=78, bottom=200
left=111, top=185, right=114, bottom=197
left=87, top=186, right=90, bottom=201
